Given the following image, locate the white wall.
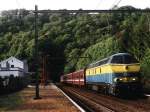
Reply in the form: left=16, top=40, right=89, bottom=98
left=0, top=71, right=20, bottom=77
left=23, top=60, right=28, bottom=72
left=0, top=57, right=28, bottom=77
left=0, top=57, right=24, bottom=69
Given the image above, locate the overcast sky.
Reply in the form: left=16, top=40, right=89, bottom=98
left=0, top=0, right=150, bottom=11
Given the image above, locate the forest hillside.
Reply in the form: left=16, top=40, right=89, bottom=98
left=0, top=6, right=150, bottom=89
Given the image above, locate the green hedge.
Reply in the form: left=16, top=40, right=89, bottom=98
left=0, top=75, right=29, bottom=95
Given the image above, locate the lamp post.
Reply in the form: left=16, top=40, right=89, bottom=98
left=34, top=5, right=41, bottom=100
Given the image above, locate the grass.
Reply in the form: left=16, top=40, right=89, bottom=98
left=0, top=92, right=24, bottom=111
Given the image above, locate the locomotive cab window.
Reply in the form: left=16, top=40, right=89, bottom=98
left=123, top=55, right=138, bottom=64
left=111, top=56, right=123, bottom=64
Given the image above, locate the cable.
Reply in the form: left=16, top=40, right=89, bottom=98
left=116, top=0, right=122, bottom=7
left=111, top=0, right=122, bottom=9
left=111, top=0, right=118, bottom=9
left=95, top=0, right=112, bottom=34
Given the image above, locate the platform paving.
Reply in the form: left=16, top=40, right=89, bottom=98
left=0, top=84, right=80, bottom=112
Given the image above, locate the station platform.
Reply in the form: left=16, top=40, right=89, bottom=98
left=10, top=83, right=80, bottom=112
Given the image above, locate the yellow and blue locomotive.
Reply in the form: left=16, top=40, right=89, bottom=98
left=85, top=53, right=142, bottom=96
left=61, top=53, right=143, bottom=96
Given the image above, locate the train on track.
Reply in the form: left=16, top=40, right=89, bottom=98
left=61, top=53, right=143, bottom=96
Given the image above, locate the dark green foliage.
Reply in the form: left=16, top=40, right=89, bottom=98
left=0, top=7, right=150, bottom=84
left=141, top=49, right=150, bottom=93
left=0, top=76, right=4, bottom=95
left=8, top=75, right=16, bottom=92
left=76, top=37, right=121, bottom=69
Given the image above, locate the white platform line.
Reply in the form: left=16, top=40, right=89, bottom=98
left=55, top=85, right=86, bottom=112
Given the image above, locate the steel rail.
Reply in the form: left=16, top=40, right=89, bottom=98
left=60, top=86, right=115, bottom=112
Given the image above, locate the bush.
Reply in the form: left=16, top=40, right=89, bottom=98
left=0, top=75, right=29, bottom=95
left=141, top=48, right=150, bottom=93
left=0, top=76, right=4, bottom=95
left=8, top=75, right=16, bottom=92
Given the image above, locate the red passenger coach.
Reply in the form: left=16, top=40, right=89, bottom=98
left=60, top=69, right=85, bottom=87
left=72, top=69, right=85, bottom=86
left=66, top=73, right=73, bottom=84
left=61, top=73, right=73, bottom=84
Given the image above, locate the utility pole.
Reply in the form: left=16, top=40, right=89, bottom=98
left=34, top=5, right=41, bottom=100
left=41, top=55, right=48, bottom=87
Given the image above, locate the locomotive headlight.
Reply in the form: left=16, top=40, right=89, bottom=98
left=132, top=77, right=138, bottom=81
left=119, top=78, right=123, bottom=81
left=114, top=78, right=118, bottom=82
left=114, top=78, right=120, bottom=82
left=132, top=78, right=136, bottom=81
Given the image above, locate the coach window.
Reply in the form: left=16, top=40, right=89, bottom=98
left=96, top=68, right=98, bottom=74
left=96, top=68, right=99, bottom=74
left=86, top=71, right=88, bottom=75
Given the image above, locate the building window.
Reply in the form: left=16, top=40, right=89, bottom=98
left=6, top=61, right=10, bottom=68
left=11, top=65, right=14, bottom=68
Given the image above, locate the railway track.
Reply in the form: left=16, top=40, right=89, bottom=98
left=58, top=85, right=116, bottom=112
left=57, top=84, right=150, bottom=112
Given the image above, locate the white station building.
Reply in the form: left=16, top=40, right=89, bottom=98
left=0, top=56, right=28, bottom=77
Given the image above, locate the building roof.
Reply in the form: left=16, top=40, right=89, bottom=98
left=0, top=56, right=23, bottom=64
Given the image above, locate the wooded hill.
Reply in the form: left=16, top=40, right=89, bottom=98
left=0, top=6, right=150, bottom=86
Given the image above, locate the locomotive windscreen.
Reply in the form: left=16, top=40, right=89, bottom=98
left=111, top=54, right=138, bottom=64
left=123, top=55, right=138, bottom=64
